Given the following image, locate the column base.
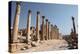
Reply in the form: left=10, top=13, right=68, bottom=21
left=9, top=43, right=26, bottom=53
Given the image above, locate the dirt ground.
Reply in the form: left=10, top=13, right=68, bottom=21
left=16, top=39, right=68, bottom=53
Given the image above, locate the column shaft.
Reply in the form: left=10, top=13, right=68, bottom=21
left=12, top=2, right=20, bottom=43
left=26, top=10, right=31, bottom=44
left=36, top=11, right=40, bottom=41
left=72, top=17, right=76, bottom=33
left=9, top=2, right=20, bottom=53
left=51, top=25, right=53, bottom=40
left=42, top=16, right=45, bottom=40
left=48, top=22, right=49, bottom=40
left=46, top=19, right=48, bottom=40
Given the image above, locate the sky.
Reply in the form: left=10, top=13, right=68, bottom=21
left=10, top=1, right=78, bottom=35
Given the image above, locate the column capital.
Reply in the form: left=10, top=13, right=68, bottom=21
left=37, top=11, right=40, bottom=14
left=28, top=10, right=32, bottom=13
left=42, top=16, right=45, bottom=19
left=54, top=25, right=57, bottom=28
left=72, top=16, right=74, bottom=20
left=16, top=2, right=20, bottom=5
left=46, top=19, right=48, bottom=22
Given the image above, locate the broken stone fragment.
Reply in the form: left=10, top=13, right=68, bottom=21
left=31, top=41, right=37, bottom=47
left=21, top=47, right=26, bottom=50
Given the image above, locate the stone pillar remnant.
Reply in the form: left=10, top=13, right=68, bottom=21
left=48, top=22, right=50, bottom=40
left=42, top=16, right=45, bottom=40
left=51, top=24, right=53, bottom=40
left=9, top=2, right=20, bottom=53
left=26, top=10, right=31, bottom=44
left=72, top=17, right=76, bottom=33
left=12, top=2, right=20, bottom=43
left=36, top=11, right=40, bottom=41
left=46, top=19, right=48, bottom=40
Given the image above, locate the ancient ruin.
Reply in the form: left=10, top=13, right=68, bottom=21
left=69, top=17, right=78, bottom=49
left=9, top=2, right=78, bottom=53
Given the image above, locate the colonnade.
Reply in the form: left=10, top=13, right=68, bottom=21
left=9, top=2, right=59, bottom=52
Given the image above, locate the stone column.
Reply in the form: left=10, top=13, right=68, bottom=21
left=57, top=28, right=59, bottom=39
left=42, top=16, right=45, bottom=40
left=51, top=24, right=53, bottom=40
left=55, top=29, right=57, bottom=39
left=71, top=17, right=78, bottom=49
left=9, top=2, right=20, bottom=52
left=12, top=2, right=20, bottom=43
left=72, top=17, right=76, bottom=33
left=48, top=22, right=50, bottom=40
left=36, top=11, right=40, bottom=41
left=26, top=10, right=31, bottom=44
left=54, top=25, right=57, bottom=39
left=46, top=19, right=48, bottom=40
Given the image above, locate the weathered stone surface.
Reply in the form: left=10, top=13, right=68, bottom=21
left=46, top=19, right=48, bottom=40
left=36, top=11, right=40, bottom=41
left=26, top=10, right=32, bottom=44
left=31, top=41, right=40, bottom=47
left=9, top=43, right=26, bottom=53
left=31, top=41, right=37, bottom=47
